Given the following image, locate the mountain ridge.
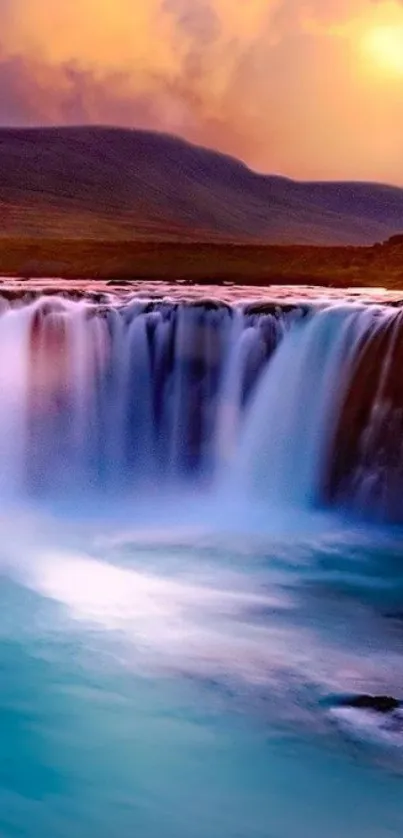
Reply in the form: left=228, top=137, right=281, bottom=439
left=0, top=125, right=402, bottom=245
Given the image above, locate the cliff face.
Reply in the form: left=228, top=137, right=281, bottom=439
left=1, top=126, right=403, bottom=245
left=324, top=308, right=403, bottom=521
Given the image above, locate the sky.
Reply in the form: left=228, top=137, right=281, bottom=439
left=1, top=0, right=403, bottom=184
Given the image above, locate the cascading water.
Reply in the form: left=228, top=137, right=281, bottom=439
left=236, top=304, right=387, bottom=509
left=0, top=293, right=401, bottom=521
left=1, top=288, right=403, bottom=838
left=0, top=296, right=288, bottom=498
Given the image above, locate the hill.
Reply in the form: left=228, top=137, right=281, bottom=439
left=0, top=126, right=403, bottom=245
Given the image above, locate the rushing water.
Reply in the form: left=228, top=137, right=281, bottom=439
left=0, top=288, right=403, bottom=838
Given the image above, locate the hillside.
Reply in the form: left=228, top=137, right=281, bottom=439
left=0, top=126, right=403, bottom=245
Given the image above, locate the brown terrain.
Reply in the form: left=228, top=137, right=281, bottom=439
left=0, top=236, right=402, bottom=290
left=0, top=126, right=402, bottom=288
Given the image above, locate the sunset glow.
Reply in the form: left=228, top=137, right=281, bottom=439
left=361, top=24, right=403, bottom=77
left=1, top=0, right=403, bottom=184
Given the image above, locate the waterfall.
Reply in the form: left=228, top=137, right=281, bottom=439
left=0, top=296, right=286, bottom=498
left=0, top=293, right=401, bottom=521
left=236, top=304, right=380, bottom=507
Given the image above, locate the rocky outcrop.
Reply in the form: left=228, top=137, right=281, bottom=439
left=324, top=309, right=403, bottom=522
left=335, top=695, right=401, bottom=714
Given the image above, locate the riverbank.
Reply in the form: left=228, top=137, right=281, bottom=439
left=0, top=236, right=402, bottom=289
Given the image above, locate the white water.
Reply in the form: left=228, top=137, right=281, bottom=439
left=236, top=304, right=384, bottom=507
left=0, top=291, right=403, bottom=838
left=0, top=295, right=399, bottom=519
left=0, top=297, right=285, bottom=497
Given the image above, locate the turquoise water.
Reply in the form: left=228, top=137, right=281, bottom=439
left=0, top=285, right=402, bottom=836
left=1, top=495, right=402, bottom=838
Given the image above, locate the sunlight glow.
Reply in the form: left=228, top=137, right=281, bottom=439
left=361, top=24, right=403, bottom=77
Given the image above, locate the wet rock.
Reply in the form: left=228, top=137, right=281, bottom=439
left=336, top=695, right=401, bottom=714
left=323, top=308, right=403, bottom=523
left=327, top=694, right=403, bottom=745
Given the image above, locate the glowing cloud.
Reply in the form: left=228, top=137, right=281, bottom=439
left=0, top=0, right=402, bottom=184
left=361, top=23, right=403, bottom=77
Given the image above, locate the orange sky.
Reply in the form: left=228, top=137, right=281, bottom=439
left=1, top=0, right=403, bottom=184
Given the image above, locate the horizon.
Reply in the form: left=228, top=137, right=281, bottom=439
left=1, top=0, right=403, bottom=186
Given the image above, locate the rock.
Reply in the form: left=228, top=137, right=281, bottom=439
left=337, top=694, right=401, bottom=714
left=327, top=694, right=403, bottom=746
left=323, top=309, right=403, bottom=523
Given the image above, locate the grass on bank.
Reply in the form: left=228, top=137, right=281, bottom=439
left=0, top=237, right=402, bottom=289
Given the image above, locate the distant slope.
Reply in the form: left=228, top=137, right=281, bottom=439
left=0, top=126, right=402, bottom=245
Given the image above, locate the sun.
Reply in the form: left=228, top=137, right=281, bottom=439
left=361, top=24, right=403, bottom=77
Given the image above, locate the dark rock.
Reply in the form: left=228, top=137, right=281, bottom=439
left=323, top=308, right=403, bottom=523
left=337, top=694, right=401, bottom=714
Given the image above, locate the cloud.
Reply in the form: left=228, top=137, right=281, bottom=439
left=0, top=0, right=402, bottom=183
left=0, top=0, right=282, bottom=162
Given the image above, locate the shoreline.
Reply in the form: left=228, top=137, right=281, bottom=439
left=0, top=237, right=402, bottom=290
